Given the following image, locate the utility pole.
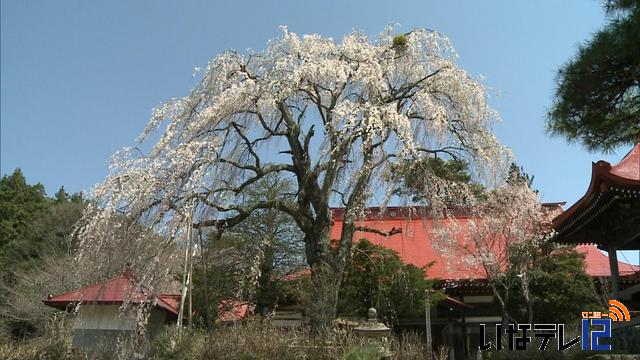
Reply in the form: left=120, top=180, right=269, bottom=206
left=425, top=289, right=433, bottom=359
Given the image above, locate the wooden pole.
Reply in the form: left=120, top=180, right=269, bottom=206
left=425, top=289, right=433, bottom=359
left=199, top=229, right=213, bottom=331
left=608, top=246, right=621, bottom=299
left=177, top=209, right=194, bottom=331
left=188, top=245, right=194, bottom=328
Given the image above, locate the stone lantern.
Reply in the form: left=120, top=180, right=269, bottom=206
left=354, top=307, right=392, bottom=358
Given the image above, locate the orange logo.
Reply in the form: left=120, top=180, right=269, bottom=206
left=606, top=300, right=630, bottom=322
left=582, top=300, right=631, bottom=321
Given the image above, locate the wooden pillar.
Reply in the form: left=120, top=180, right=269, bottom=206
left=461, top=311, right=468, bottom=359
left=447, top=320, right=455, bottom=360
left=608, top=246, right=620, bottom=299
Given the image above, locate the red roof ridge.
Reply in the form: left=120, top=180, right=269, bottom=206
left=331, top=203, right=564, bottom=222
left=610, top=143, right=640, bottom=181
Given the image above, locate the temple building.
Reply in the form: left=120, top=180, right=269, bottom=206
left=329, top=202, right=639, bottom=358
left=552, top=143, right=640, bottom=301
left=552, top=143, right=640, bottom=351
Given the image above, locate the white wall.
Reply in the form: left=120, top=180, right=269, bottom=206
left=74, top=304, right=136, bottom=331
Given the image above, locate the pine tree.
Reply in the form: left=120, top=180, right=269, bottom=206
left=547, top=0, right=640, bottom=151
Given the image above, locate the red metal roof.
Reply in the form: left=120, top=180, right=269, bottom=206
left=329, top=206, right=638, bottom=281
left=553, top=144, right=640, bottom=229
left=218, top=300, right=250, bottom=322
left=43, top=271, right=181, bottom=317
left=158, top=294, right=181, bottom=313
left=576, top=245, right=639, bottom=277
left=331, top=214, right=484, bottom=280
left=610, top=144, right=640, bottom=181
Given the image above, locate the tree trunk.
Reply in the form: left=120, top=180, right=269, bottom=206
left=307, top=259, right=340, bottom=334
left=304, top=221, right=348, bottom=334
left=301, top=197, right=358, bottom=334
left=200, top=230, right=217, bottom=331
left=256, top=208, right=277, bottom=317
left=255, top=241, right=275, bottom=317
left=491, top=283, right=510, bottom=329
left=522, top=279, right=534, bottom=325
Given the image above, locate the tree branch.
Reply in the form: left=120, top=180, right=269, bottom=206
left=355, top=226, right=402, bottom=237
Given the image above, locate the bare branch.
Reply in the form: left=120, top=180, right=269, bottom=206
left=355, top=226, right=402, bottom=237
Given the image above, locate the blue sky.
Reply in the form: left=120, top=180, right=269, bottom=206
left=2, top=1, right=637, bottom=265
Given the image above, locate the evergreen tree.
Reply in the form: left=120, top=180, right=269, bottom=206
left=547, top=0, right=640, bottom=151
left=54, top=186, right=69, bottom=203
left=0, top=170, right=85, bottom=275
left=506, top=163, right=535, bottom=190
left=508, top=246, right=602, bottom=324
left=337, top=239, right=442, bottom=324
left=0, top=169, right=50, bottom=274
left=0, top=170, right=86, bottom=340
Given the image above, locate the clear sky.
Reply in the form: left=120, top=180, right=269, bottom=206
left=2, top=1, right=637, bottom=265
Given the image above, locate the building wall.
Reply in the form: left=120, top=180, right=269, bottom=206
left=147, top=308, right=167, bottom=339
left=74, top=305, right=136, bottom=331
left=72, top=304, right=168, bottom=349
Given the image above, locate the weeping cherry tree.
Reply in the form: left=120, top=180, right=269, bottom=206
left=77, top=26, right=511, bottom=332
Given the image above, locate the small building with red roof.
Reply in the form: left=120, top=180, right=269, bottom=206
left=43, top=267, right=182, bottom=349
left=217, top=300, right=251, bottom=323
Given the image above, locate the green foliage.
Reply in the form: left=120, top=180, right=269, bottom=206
left=341, top=346, right=379, bottom=360
left=505, top=163, right=535, bottom=189
left=528, top=247, right=603, bottom=323
left=0, top=169, right=50, bottom=270
left=391, top=157, right=485, bottom=204
left=547, top=0, right=640, bottom=151
left=189, top=233, right=255, bottom=327
left=338, top=239, right=442, bottom=324
left=1, top=201, right=86, bottom=340
left=0, top=169, right=85, bottom=276
left=507, top=246, right=602, bottom=324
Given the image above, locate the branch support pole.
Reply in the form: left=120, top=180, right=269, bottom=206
left=425, top=289, right=433, bottom=359
left=177, top=208, right=195, bottom=331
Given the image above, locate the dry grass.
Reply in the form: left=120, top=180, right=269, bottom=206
left=150, top=323, right=436, bottom=360
left=0, top=338, right=71, bottom=360
left=1, top=323, right=440, bottom=360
